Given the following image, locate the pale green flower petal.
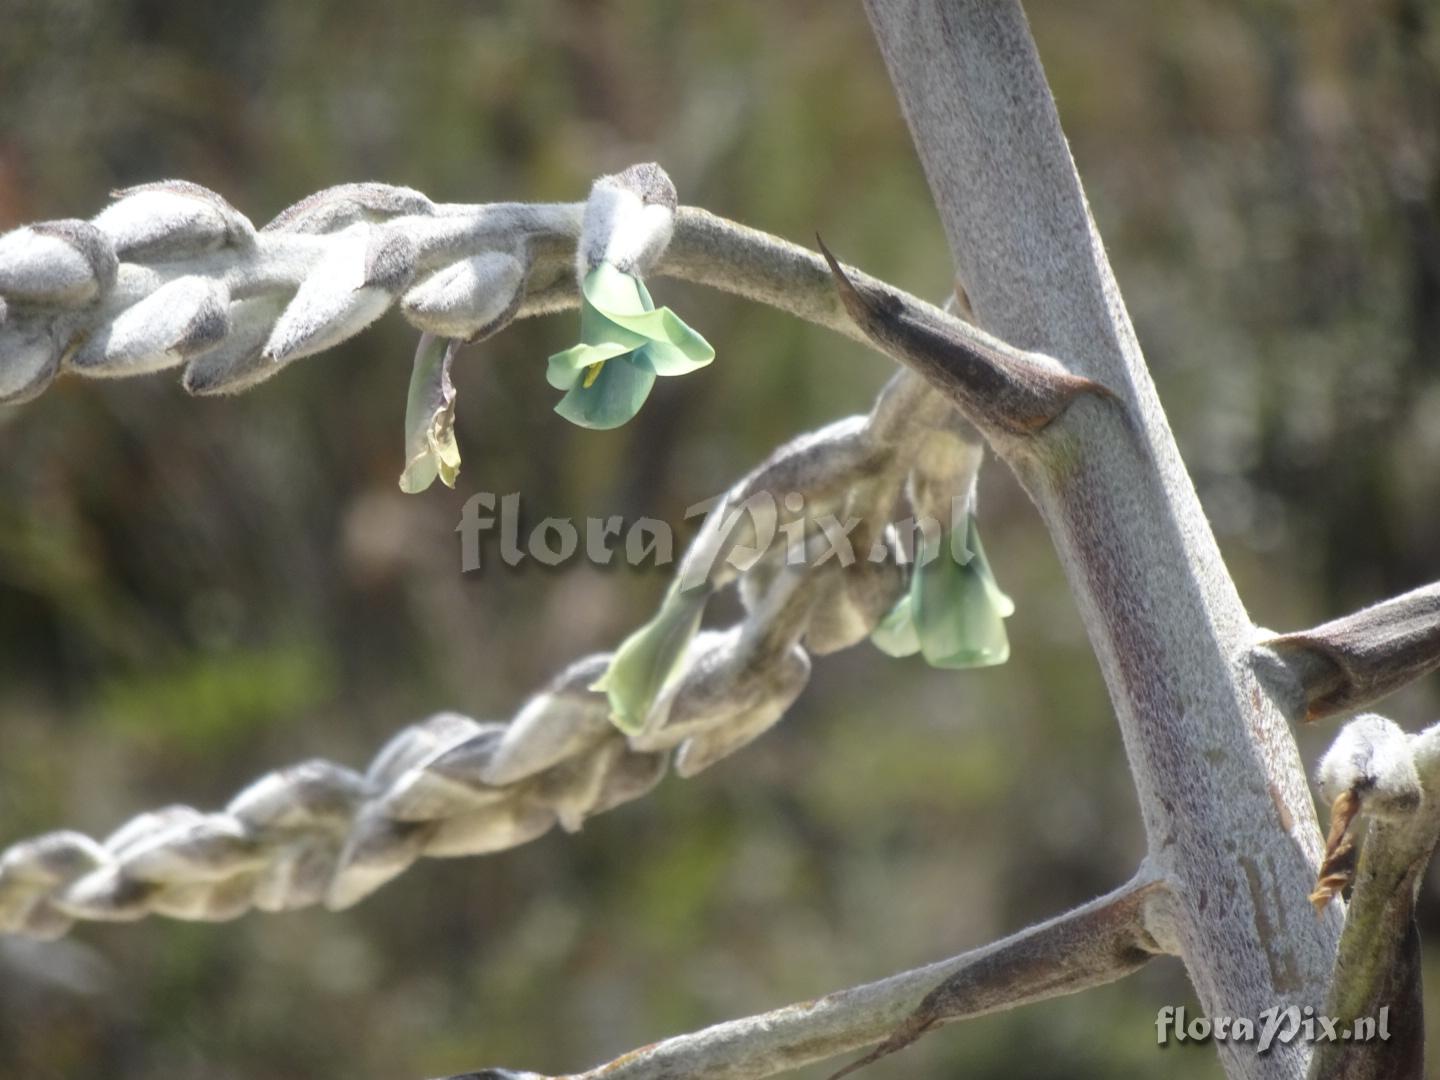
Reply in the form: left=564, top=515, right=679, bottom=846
left=869, top=591, right=922, bottom=657
left=593, top=584, right=712, bottom=735
left=553, top=351, right=657, bottom=430
left=960, top=515, right=1015, bottom=618
left=631, top=317, right=715, bottom=376
left=546, top=339, right=634, bottom=391
left=584, top=260, right=650, bottom=317
left=602, top=272, right=714, bottom=375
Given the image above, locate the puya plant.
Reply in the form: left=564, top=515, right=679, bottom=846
left=1, top=4, right=1439, bottom=1080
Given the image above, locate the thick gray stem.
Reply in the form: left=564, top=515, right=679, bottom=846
left=863, top=3, right=1340, bottom=1077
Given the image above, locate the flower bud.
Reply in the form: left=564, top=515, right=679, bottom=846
left=805, top=554, right=907, bottom=655
left=0, top=831, right=106, bottom=886
left=0, top=320, right=63, bottom=404
left=367, top=713, right=487, bottom=789
left=102, top=806, right=206, bottom=854
left=95, top=180, right=254, bottom=260
left=532, top=738, right=623, bottom=832
left=51, top=865, right=153, bottom=922
left=402, top=251, right=525, bottom=340
left=117, top=815, right=261, bottom=885
left=481, top=655, right=614, bottom=786
left=0, top=219, right=117, bottom=306
left=421, top=799, right=556, bottom=857
left=1318, top=713, right=1422, bottom=819
left=251, top=837, right=339, bottom=912
left=181, top=296, right=283, bottom=395
left=324, top=808, right=428, bottom=911
left=264, top=226, right=414, bottom=364
left=226, top=759, right=366, bottom=833
left=72, top=275, right=229, bottom=375
left=379, top=724, right=509, bottom=821
left=590, top=746, right=668, bottom=814
left=576, top=162, right=677, bottom=278
left=148, top=875, right=255, bottom=922
left=263, top=182, right=433, bottom=235
left=673, top=644, right=810, bottom=777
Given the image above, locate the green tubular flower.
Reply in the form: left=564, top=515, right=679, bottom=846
left=870, top=515, right=1014, bottom=669
left=869, top=592, right=922, bottom=658
left=546, top=262, right=714, bottom=430
left=592, top=583, right=713, bottom=735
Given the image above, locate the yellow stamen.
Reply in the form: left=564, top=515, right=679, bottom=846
left=582, top=361, right=605, bottom=388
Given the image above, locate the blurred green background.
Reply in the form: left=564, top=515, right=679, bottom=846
left=1, top=1, right=1438, bottom=1077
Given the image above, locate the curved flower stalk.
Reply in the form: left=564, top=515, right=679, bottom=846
left=1, top=165, right=1030, bottom=477
left=547, top=164, right=714, bottom=429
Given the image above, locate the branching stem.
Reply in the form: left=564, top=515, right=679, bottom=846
left=449, top=871, right=1167, bottom=1080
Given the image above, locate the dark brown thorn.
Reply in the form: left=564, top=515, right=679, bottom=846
left=816, top=235, right=1115, bottom=438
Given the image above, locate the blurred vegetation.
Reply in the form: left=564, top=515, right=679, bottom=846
left=0, top=1, right=1437, bottom=1078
